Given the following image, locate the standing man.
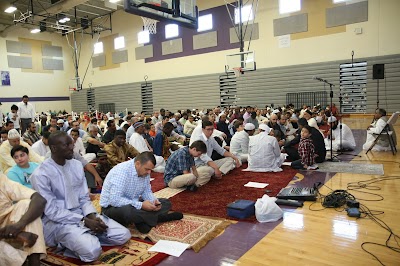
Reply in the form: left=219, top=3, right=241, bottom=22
left=164, top=140, right=207, bottom=191
left=31, top=131, right=130, bottom=263
left=100, top=152, right=183, bottom=234
left=17, top=95, right=36, bottom=134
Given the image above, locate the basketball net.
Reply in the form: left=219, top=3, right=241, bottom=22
left=233, top=67, right=243, bottom=78
left=141, top=16, right=158, bottom=34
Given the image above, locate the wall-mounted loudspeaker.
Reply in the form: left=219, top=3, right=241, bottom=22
left=373, top=64, right=384, bottom=80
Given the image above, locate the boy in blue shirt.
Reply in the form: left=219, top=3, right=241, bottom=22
left=7, top=145, right=39, bottom=188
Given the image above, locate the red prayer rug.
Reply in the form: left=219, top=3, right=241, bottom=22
left=130, top=214, right=232, bottom=252
left=169, top=164, right=299, bottom=222
left=41, top=238, right=168, bottom=266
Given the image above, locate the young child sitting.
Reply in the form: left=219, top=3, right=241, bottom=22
left=7, top=145, right=39, bottom=188
left=291, top=125, right=318, bottom=170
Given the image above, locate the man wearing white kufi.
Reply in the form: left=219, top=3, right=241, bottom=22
left=230, top=123, right=255, bottom=162
left=325, top=116, right=356, bottom=151
left=245, top=124, right=286, bottom=172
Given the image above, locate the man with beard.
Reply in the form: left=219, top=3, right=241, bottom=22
left=325, top=116, right=355, bottom=151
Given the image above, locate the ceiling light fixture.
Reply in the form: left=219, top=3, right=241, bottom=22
left=31, top=28, right=40, bottom=33
left=5, top=6, right=17, bottom=13
left=109, top=0, right=121, bottom=3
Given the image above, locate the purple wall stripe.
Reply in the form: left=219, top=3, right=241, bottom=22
left=0, top=96, right=70, bottom=102
left=145, top=5, right=240, bottom=63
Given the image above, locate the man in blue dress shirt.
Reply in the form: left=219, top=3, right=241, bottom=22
left=100, top=151, right=183, bottom=234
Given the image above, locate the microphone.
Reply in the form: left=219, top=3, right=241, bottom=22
left=312, top=76, right=326, bottom=82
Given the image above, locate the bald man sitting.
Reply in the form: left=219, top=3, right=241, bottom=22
left=0, top=129, right=44, bottom=174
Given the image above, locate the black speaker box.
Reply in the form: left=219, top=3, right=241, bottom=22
left=81, top=18, right=89, bottom=29
left=373, top=64, right=384, bottom=80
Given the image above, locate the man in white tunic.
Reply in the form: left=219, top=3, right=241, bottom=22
left=245, top=124, right=286, bottom=172
left=129, top=122, right=165, bottom=172
left=363, top=108, right=396, bottom=151
left=230, top=123, right=255, bottom=162
left=31, top=131, right=130, bottom=263
left=32, top=131, right=50, bottom=157
left=324, top=116, right=356, bottom=151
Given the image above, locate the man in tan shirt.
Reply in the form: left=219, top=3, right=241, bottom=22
left=0, top=174, right=47, bottom=266
left=0, top=129, right=44, bottom=174
left=104, top=130, right=139, bottom=167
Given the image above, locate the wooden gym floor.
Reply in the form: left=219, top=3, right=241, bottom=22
left=237, top=116, right=400, bottom=266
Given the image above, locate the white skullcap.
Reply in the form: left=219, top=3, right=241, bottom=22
left=133, top=112, right=139, bottom=116
left=308, top=118, right=319, bottom=130
left=57, top=119, right=64, bottom=123
left=328, top=116, right=337, bottom=123
left=259, top=124, right=271, bottom=133
left=244, top=123, right=255, bottom=131
left=267, top=107, right=271, bottom=111
left=272, top=109, right=280, bottom=114
left=8, top=129, right=20, bottom=139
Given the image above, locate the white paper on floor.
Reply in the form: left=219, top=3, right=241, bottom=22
left=148, top=240, right=190, bottom=257
left=244, top=182, right=269, bottom=188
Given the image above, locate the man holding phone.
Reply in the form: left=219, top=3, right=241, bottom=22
left=100, top=151, right=183, bottom=234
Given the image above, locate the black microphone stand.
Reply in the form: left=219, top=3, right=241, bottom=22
left=314, top=77, right=339, bottom=162
left=335, top=92, right=360, bottom=158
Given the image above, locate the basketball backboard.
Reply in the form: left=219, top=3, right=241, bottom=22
left=225, top=51, right=256, bottom=73
left=124, top=0, right=198, bottom=29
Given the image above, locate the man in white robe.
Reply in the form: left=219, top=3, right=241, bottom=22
left=324, top=116, right=356, bottom=151
left=129, top=122, right=165, bottom=172
left=245, top=124, right=286, bottom=172
left=363, top=108, right=396, bottom=151
left=230, top=123, right=255, bottom=162
left=31, top=131, right=50, bottom=157
left=31, top=131, right=131, bottom=263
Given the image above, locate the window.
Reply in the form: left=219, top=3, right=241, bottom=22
left=197, top=14, right=213, bottom=32
left=234, top=5, right=254, bottom=24
left=165, top=24, right=179, bottom=39
left=138, top=30, right=150, bottom=44
left=114, top=36, right=125, bottom=50
left=93, top=42, right=103, bottom=54
left=279, top=0, right=301, bottom=14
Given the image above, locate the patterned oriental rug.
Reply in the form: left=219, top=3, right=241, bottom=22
left=41, top=239, right=168, bottom=266
left=130, top=215, right=232, bottom=252
left=169, top=165, right=299, bottom=222
left=315, top=162, right=384, bottom=175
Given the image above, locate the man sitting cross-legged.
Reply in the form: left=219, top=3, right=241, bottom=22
left=245, top=124, right=286, bottom=172
left=191, top=120, right=241, bottom=186
left=7, top=145, right=39, bottom=189
left=31, top=131, right=131, bottom=263
left=104, top=129, right=139, bottom=167
left=154, top=122, right=180, bottom=160
left=0, top=173, right=47, bottom=266
left=100, top=152, right=183, bottom=234
left=0, top=129, right=44, bottom=174
left=164, top=140, right=207, bottom=191
left=230, top=123, right=256, bottom=162
left=129, top=122, right=165, bottom=172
